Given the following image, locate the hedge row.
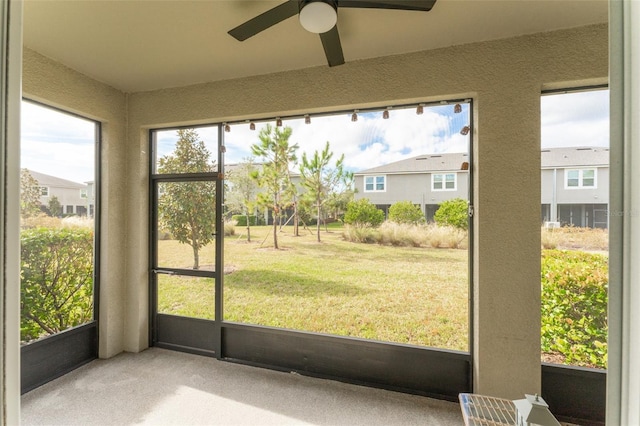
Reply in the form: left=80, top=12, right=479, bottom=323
left=20, top=227, right=94, bottom=342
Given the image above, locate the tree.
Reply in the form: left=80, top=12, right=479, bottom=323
left=434, top=198, right=469, bottom=230
left=344, top=198, right=385, bottom=228
left=251, top=124, right=298, bottom=249
left=226, top=158, right=260, bottom=242
left=299, top=141, right=346, bottom=242
left=157, top=129, right=216, bottom=269
left=48, top=195, right=63, bottom=217
left=326, top=171, right=355, bottom=221
left=20, top=168, right=42, bottom=219
left=388, top=201, right=425, bottom=225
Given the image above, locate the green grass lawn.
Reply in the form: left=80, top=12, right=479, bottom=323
left=157, top=225, right=469, bottom=351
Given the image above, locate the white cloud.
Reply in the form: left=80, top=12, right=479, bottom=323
left=23, top=90, right=609, bottom=183
left=541, top=89, right=609, bottom=148
left=21, top=101, right=96, bottom=183
left=224, top=104, right=471, bottom=172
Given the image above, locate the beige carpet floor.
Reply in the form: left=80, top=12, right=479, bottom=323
left=21, top=347, right=463, bottom=425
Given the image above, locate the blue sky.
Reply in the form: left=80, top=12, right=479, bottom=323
left=21, top=89, right=609, bottom=182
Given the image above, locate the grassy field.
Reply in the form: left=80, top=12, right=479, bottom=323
left=157, top=225, right=469, bottom=351
left=157, top=224, right=609, bottom=362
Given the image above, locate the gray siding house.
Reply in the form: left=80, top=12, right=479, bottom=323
left=541, top=147, right=609, bottom=228
left=354, top=153, right=470, bottom=221
left=355, top=147, right=609, bottom=228
left=27, top=170, right=93, bottom=217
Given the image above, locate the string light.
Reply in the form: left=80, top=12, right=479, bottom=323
left=382, top=108, right=390, bottom=119
left=461, top=161, right=469, bottom=170
left=351, top=110, right=358, bottom=122
left=276, top=117, right=282, bottom=127
left=249, top=121, right=255, bottom=131
left=416, top=104, right=424, bottom=115
left=305, top=114, right=311, bottom=124
left=224, top=123, right=230, bottom=132
left=454, top=104, right=462, bottom=113
left=460, top=125, right=470, bottom=135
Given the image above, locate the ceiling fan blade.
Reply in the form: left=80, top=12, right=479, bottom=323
left=228, top=0, right=299, bottom=41
left=319, top=26, right=345, bottom=67
left=338, top=0, right=436, bottom=12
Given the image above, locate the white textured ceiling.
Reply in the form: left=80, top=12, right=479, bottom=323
left=22, top=0, right=608, bottom=93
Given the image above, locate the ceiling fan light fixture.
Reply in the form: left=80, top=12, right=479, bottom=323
left=299, top=0, right=337, bottom=34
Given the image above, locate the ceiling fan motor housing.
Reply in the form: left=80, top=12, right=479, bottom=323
left=299, top=0, right=338, bottom=33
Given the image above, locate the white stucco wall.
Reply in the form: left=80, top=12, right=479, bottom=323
left=22, top=48, right=128, bottom=358
left=22, top=23, right=608, bottom=400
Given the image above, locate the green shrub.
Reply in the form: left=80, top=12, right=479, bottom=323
left=541, top=249, right=608, bottom=368
left=344, top=199, right=384, bottom=228
left=232, top=214, right=258, bottom=227
left=434, top=198, right=468, bottom=230
left=20, top=227, right=94, bottom=342
left=388, top=201, right=426, bottom=225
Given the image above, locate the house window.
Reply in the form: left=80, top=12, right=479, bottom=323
left=40, top=186, right=49, bottom=197
left=566, top=169, right=596, bottom=188
left=364, top=176, right=386, bottom=192
left=66, top=205, right=74, bottom=214
left=432, top=173, right=456, bottom=191
left=80, top=189, right=88, bottom=198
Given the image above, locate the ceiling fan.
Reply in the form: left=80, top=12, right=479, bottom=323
left=228, top=0, right=437, bottom=67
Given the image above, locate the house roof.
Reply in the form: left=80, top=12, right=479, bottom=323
left=25, top=170, right=87, bottom=189
left=354, top=153, right=470, bottom=175
left=355, top=147, right=609, bottom=175
left=541, top=147, right=609, bottom=168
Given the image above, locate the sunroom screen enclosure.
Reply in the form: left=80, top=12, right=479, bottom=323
left=149, top=102, right=473, bottom=399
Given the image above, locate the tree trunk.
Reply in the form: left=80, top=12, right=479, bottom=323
left=245, top=212, right=251, bottom=242
left=294, top=201, right=299, bottom=237
left=316, top=202, right=321, bottom=242
left=193, top=244, right=200, bottom=269
left=273, top=218, right=278, bottom=249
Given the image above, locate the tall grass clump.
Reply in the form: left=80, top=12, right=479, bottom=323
left=541, top=225, right=608, bottom=251
left=61, top=216, right=94, bottom=229
left=21, top=214, right=63, bottom=229
left=342, top=224, right=379, bottom=243
left=377, top=222, right=426, bottom=247
left=541, top=226, right=560, bottom=249
left=343, top=222, right=468, bottom=249
left=224, top=220, right=236, bottom=237
left=424, top=224, right=467, bottom=249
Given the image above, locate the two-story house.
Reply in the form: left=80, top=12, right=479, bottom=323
left=354, top=147, right=609, bottom=228
left=541, top=147, right=609, bottom=228
left=354, top=152, right=470, bottom=222
left=27, top=169, right=93, bottom=217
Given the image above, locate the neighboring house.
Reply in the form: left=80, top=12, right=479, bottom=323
left=541, top=147, right=609, bottom=229
left=354, top=147, right=609, bottom=228
left=27, top=170, right=93, bottom=217
left=354, top=153, right=470, bottom=222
